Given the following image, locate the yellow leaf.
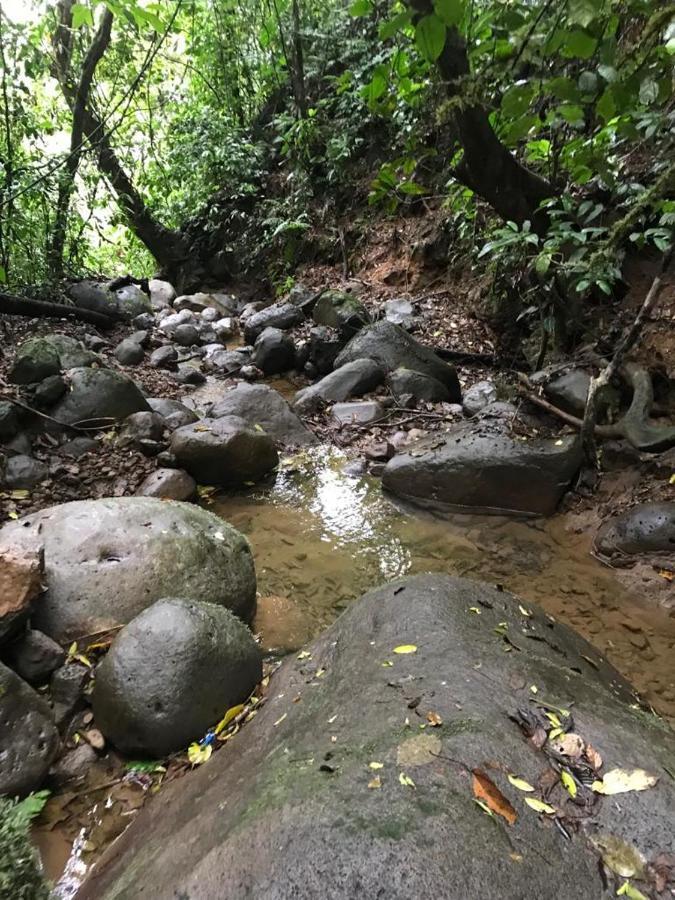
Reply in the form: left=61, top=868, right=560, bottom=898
left=507, top=774, right=535, bottom=792
left=214, top=704, right=244, bottom=735
left=468, top=607, right=481, bottom=614
left=561, top=770, right=577, bottom=797
left=399, top=772, right=416, bottom=788
left=297, top=650, right=312, bottom=660
left=381, top=660, right=393, bottom=667
left=617, top=881, right=649, bottom=900
left=524, top=797, right=556, bottom=814
left=529, top=684, right=538, bottom=694
left=518, top=605, right=532, bottom=617
left=548, top=727, right=564, bottom=741
left=669, top=474, right=675, bottom=485
left=369, top=761, right=384, bottom=770
left=368, top=775, right=382, bottom=789
left=273, top=713, right=287, bottom=727
left=393, top=645, right=417, bottom=654
left=187, top=743, right=212, bottom=765
left=544, top=711, right=561, bottom=728
left=8, top=510, right=18, bottom=519
left=68, top=642, right=77, bottom=656
left=474, top=799, right=494, bottom=817
left=592, top=768, right=658, bottom=795
left=9, top=489, right=29, bottom=499
left=73, top=653, right=92, bottom=668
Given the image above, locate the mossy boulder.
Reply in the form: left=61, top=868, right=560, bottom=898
left=312, top=290, right=369, bottom=337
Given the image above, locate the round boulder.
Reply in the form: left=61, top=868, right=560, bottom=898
left=0, top=497, right=257, bottom=642
left=93, top=598, right=262, bottom=757
left=251, top=327, right=296, bottom=375
left=136, top=468, right=197, bottom=501
left=171, top=415, right=278, bottom=486
left=50, top=367, right=150, bottom=425
left=595, top=502, right=675, bottom=557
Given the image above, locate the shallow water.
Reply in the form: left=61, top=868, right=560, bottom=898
left=214, top=447, right=675, bottom=722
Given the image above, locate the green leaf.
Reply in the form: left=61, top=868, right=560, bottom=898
left=596, top=88, right=615, bottom=120
left=639, top=79, right=658, bottom=105
left=15, top=790, right=50, bottom=821
left=567, top=0, right=600, bottom=28
left=399, top=180, right=426, bottom=195
left=415, top=15, right=447, bottom=62
left=562, top=29, right=597, bottom=59
left=547, top=77, right=580, bottom=102
left=0, top=264, right=6, bottom=284
left=558, top=104, right=585, bottom=125
left=379, top=11, right=412, bottom=40
left=349, top=0, right=373, bottom=17
left=501, top=83, right=534, bottom=118
left=434, top=0, right=465, bottom=27
left=71, top=2, right=93, bottom=28
left=617, top=882, right=649, bottom=900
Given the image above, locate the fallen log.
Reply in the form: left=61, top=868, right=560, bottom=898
left=0, top=292, right=119, bottom=330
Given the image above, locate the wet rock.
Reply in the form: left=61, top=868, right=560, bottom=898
left=50, top=743, right=98, bottom=787
left=383, top=423, right=583, bottom=516
left=149, top=345, right=179, bottom=369
left=199, top=327, right=218, bottom=346
left=149, top=279, right=176, bottom=309
left=171, top=415, right=278, bottom=486
left=312, top=290, right=369, bottom=337
left=214, top=317, right=236, bottom=343
left=50, top=663, right=90, bottom=728
left=210, top=383, right=317, bottom=447
left=156, top=450, right=179, bottom=468
left=118, top=411, right=167, bottom=456
left=387, top=367, right=450, bottom=403
left=239, top=301, right=266, bottom=320
left=595, top=502, right=675, bottom=556
left=294, top=359, right=385, bottom=414
left=0, top=662, right=59, bottom=795
left=147, top=398, right=199, bottom=430
left=0, top=497, right=257, bottom=641
left=9, top=337, right=61, bottom=384
left=2, top=629, right=66, bottom=684
left=331, top=401, right=384, bottom=425
left=93, top=598, right=262, bottom=757
left=243, top=302, right=304, bottom=344
left=203, top=349, right=248, bottom=376
left=384, top=297, right=414, bottom=329
left=0, top=401, right=19, bottom=441
left=335, top=321, right=461, bottom=400
left=114, top=338, right=145, bottom=366
left=0, top=545, right=43, bottom=644
left=51, top=367, right=150, bottom=425
left=33, top=374, right=67, bottom=407
left=174, top=323, right=200, bottom=347
left=136, top=468, right=197, bottom=501
left=462, top=380, right=498, bottom=416
left=114, top=285, right=151, bottom=319
left=78, top=573, right=674, bottom=900
left=251, top=327, right=295, bottom=375
left=132, top=312, right=155, bottom=330
left=4, top=454, right=48, bottom=489
left=543, top=369, right=591, bottom=416
left=59, top=436, right=98, bottom=458
left=308, top=326, right=343, bottom=376
left=173, top=366, right=206, bottom=386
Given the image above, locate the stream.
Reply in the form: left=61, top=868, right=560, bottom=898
left=35, top=442, right=675, bottom=897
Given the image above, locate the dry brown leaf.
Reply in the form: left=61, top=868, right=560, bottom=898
left=471, top=769, right=517, bottom=825
left=585, top=743, right=603, bottom=771
left=426, top=711, right=443, bottom=727
left=549, top=732, right=584, bottom=758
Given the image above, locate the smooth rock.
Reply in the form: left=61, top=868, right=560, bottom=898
left=0, top=545, right=43, bottom=644
left=58, top=436, right=98, bottom=458
left=158, top=309, right=198, bottom=338
left=294, top=359, right=385, bottom=414
left=128, top=330, right=150, bottom=347
left=50, top=663, right=90, bottom=728
left=118, top=412, right=167, bottom=455
left=93, top=598, right=262, bottom=757
left=2, top=629, right=66, bottom=684
left=543, top=369, right=591, bottom=416
left=114, top=285, right=152, bottom=319
left=4, top=454, right=48, bottom=489
left=51, top=368, right=150, bottom=425
left=149, top=345, right=179, bottom=369
left=147, top=398, right=199, bottom=430
left=595, top=502, right=675, bottom=556
left=174, top=324, right=200, bottom=347
left=114, top=339, right=144, bottom=366
left=50, top=743, right=98, bottom=787
left=210, top=384, right=316, bottom=447
left=171, top=416, right=278, bottom=486
left=136, top=468, right=197, bottom=501
left=387, top=367, right=450, bottom=402
left=149, top=279, right=176, bottom=309
left=335, top=321, right=461, bottom=400
left=462, top=380, right=498, bottom=416
left=243, top=303, right=304, bottom=344
left=383, top=423, right=583, bottom=516
left=77, top=574, right=674, bottom=900
left=0, top=497, right=257, bottom=641
left=214, top=317, right=236, bottom=343
left=70, top=280, right=117, bottom=317
left=201, top=308, right=220, bottom=323
left=33, top=374, right=67, bottom=407
left=0, top=661, right=59, bottom=795
left=174, top=294, right=210, bottom=313
left=312, top=290, right=368, bottom=337
left=331, top=401, right=384, bottom=425
left=251, top=327, right=295, bottom=375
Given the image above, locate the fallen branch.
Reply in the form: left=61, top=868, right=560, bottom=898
left=0, top=291, right=118, bottom=330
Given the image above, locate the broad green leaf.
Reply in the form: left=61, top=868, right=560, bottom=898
left=349, top=0, right=373, bottom=17
left=547, top=77, right=580, bottom=102
left=71, top=2, right=93, bottom=28
left=567, top=0, right=600, bottom=28
left=379, top=10, right=412, bottom=39
left=0, top=265, right=6, bottom=283
left=415, top=15, right=446, bottom=62
left=434, top=0, right=465, bottom=27
left=617, top=882, right=649, bottom=900
left=563, top=29, right=597, bottom=59
left=596, top=88, right=616, bottom=120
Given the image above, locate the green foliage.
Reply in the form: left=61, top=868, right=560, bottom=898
left=0, top=791, right=51, bottom=900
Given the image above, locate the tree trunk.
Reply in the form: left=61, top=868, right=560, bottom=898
left=408, top=1, right=553, bottom=225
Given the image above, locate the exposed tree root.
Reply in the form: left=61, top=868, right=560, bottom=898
left=0, top=292, right=118, bottom=329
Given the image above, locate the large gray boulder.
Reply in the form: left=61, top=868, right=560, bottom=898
left=8, top=334, right=98, bottom=385
left=383, top=423, right=583, bottom=516
left=171, top=416, right=279, bottom=486
left=210, top=384, right=316, bottom=447
left=243, top=303, right=304, bottom=344
left=93, top=598, right=262, bottom=757
left=387, top=367, right=450, bottom=403
left=251, top=327, right=295, bottom=375
left=312, top=290, right=369, bottom=337
left=293, top=359, right=384, bottom=414
left=50, top=367, right=150, bottom=424
left=335, top=321, right=461, bottom=401
left=69, top=281, right=151, bottom=320
left=77, top=574, right=674, bottom=900
left=595, top=502, right=675, bottom=557
left=114, top=285, right=152, bottom=319
left=149, top=279, right=176, bottom=309
left=0, top=498, right=256, bottom=641
left=0, top=661, right=59, bottom=796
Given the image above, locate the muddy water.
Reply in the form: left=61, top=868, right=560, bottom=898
left=215, top=447, right=675, bottom=722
